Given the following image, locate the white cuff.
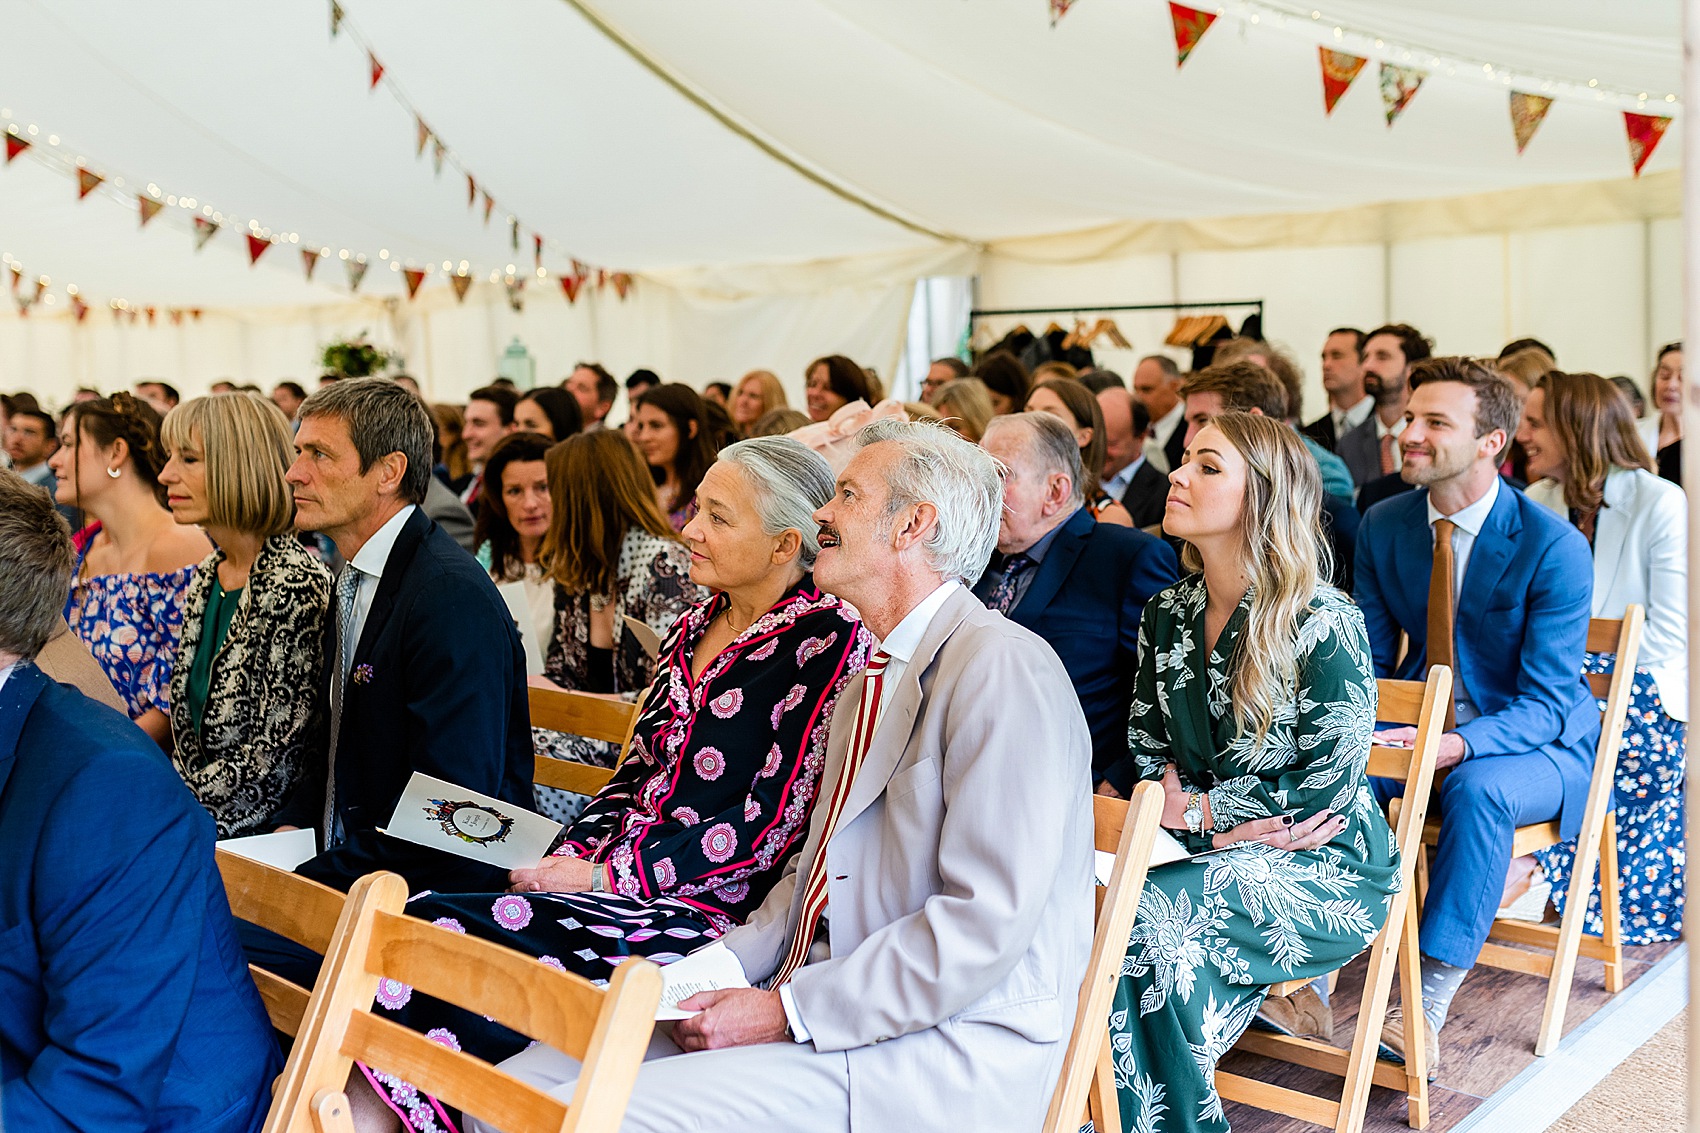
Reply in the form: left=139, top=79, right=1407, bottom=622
left=778, top=985, right=812, bottom=1044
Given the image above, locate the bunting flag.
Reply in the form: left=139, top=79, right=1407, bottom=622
left=415, top=117, right=430, bottom=157
left=610, top=272, right=633, bottom=300
left=431, top=139, right=445, bottom=176
left=510, top=216, right=520, bottom=252
left=245, top=234, right=271, bottom=265
left=534, top=234, right=543, bottom=270
left=466, top=175, right=477, bottom=207
left=5, top=134, right=29, bottom=163
left=560, top=273, right=584, bottom=304
left=138, top=196, right=165, bottom=227
left=504, top=276, right=524, bottom=312
left=8, top=264, right=19, bottom=290
left=482, top=191, right=495, bottom=224
left=145, top=306, right=157, bottom=325
left=171, top=309, right=185, bottom=325
left=402, top=266, right=427, bottom=299
left=330, top=1, right=344, bottom=36
left=302, top=247, right=320, bottom=281
left=76, top=167, right=104, bottom=199
left=192, top=216, right=220, bottom=250
left=1625, top=112, right=1672, bottom=177
left=1378, top=63, right=1426, bottom=127
left=191, top=308, right=203, bottom=320
left=1319, top=48, right=1367, bottom=115
left=1048, top=0, right=1076, bottom=26
left=346, top=257, right=369, bottom=292
left=368, top=52, right=384, bottom=89
left=71, top=294, right=88, bottom=322
left=449, top=273, right=473, bottom=302
left=1168, top=3, right=1216, bottom=68
left=1509, top=92, right=1554, bottom=154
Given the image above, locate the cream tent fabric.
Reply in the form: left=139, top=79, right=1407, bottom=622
left=0, top=0, right=1680, bottom=403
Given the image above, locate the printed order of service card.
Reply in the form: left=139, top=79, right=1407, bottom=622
left=381, top=772, right=563, bottom=870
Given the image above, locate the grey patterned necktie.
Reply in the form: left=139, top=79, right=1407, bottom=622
left=323, top=565, right=363, bottom=847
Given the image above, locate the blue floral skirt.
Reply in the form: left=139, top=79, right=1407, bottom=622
left=1532, top=658, right=1686, bottom=944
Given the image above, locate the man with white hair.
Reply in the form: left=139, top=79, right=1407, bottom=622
left=478, top=420, right=1096, bottom=1132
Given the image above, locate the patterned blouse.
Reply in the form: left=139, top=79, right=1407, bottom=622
left=64, top=545, right=194, bottom=721
left=167, top=535, right=332, bottom=837
left=557, top=576, right=871, bottom=932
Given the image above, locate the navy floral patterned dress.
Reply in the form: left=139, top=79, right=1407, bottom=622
left=63, top=536, right=194, bottom=721
left=370, top=576, right=871, bottom=1132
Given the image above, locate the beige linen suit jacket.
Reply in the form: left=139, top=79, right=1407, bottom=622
left=720, top=585, right=1095, bottom=1131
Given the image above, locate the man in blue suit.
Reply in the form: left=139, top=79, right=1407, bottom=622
left=1355, top=357, right=1597, bottom=1071
left=976, top=413, right=1177, bottom=788
left=0, top=469, right=279, bottom=1132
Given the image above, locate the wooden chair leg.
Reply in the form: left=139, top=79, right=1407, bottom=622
left=1535, top=810, right=1610, bottom=1055
left=1396, top=894, right=1430, bottom=1127
left=1413, top=842, right=1430, bottom=915
left=311, top=1089, right=357, bottom=1133
left=1089, top=1039, right=1122, bottom=1133
left=1598, top=812, right=1626, bottom=994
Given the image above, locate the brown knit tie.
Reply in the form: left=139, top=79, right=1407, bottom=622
left=1428, top=518, right=1458, bottom=731
left=1379, top=432, right=1397, bottom=476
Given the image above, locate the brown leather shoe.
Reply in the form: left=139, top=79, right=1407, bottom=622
left=1378, top=1004, right=1440, bottom=1081
left=1254, top=985, right=1332, bottom=1043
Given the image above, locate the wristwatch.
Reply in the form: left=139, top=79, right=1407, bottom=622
left=591, top=864, right=608, bottom=894
left=1183, top=791, right=1206, bottom=836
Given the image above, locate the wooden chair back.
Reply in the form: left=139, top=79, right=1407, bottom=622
left=266, top=886, right=662, bottom=1133
left=530, top=687, right=648, bottom=797
left=1219, top=666, right=1452, bottom=1133
left=1042, top=780, right=1166, bottom=1133
left=216, top=848, right=351, bottom=1038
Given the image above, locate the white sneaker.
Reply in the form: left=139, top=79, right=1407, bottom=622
left=1497, top=878, right=1552, bottom=924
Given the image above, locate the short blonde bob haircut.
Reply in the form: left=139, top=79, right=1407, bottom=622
left=160, top=392, right=296, bottom=537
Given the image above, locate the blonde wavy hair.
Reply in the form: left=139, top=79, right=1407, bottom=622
left=1180, top=412, right=1331, bottom=745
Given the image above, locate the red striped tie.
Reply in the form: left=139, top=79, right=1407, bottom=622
left=771, top=650, right=892, bottom=987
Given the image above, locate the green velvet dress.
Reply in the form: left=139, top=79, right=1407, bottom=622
left=1111, top=576, right=1398, bottom=1133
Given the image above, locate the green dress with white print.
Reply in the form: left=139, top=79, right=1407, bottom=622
left=1111, top=575, right=1398, bottom=1133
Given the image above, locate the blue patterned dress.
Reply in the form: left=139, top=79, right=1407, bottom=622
left=63, top=538, right=194, bottom=721
left=370, top=576, right=871, bottom=1132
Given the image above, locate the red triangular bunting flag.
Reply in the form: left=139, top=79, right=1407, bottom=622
left=8, top=264, right=20, bottom=290
left=15, top=293, right=31, bottom=317
left=145, top=306, right=157, bottom=325
left=510, top=217, right=520, bottom=252
left=169, top=309, right=183, bottom=326
left=330, top=1, right=344, bottom=36
left=1168, top=3, right=1216, bottom=68
left=560, top=274, right=583, bottom=304
left=505, top=276, right=524, bottom=312
left=402, top=267, right=427, bottom=299
left=246, top=234, right=272, bottom=265
left=467, top=175, right=477, bottom=207
left=368, top=53, right=384, bottom=89
left=72, top=295, right=88, bottom=322
left=450, top=273, right=473, bottom=302
left=5, top=134, right=29, bottom=163
left=346, top=258, right=369, bottom=292
left=193, top=216, right=220, bottom=251
left=190, top=308, right=203, bottom=321
left=1625, top=112, right=1671, bottom=177
left=610, top=272, right=632, bottom=300
left=76, top=167, right=104, bottom=199
left=533, top=234, right=543, bottom=269
left=1048, top=0, right=1075, bottom=27
left=415, top=117, right=430, bottom=157
left=302, top=248, right=320, bottom=281
left=431, top=139, right=445, bottom=177
left=138, top=196, right=165, bottom=226
left=1509, top=92, right=1554, bottom=155
left=1379, top=63, right=1426, bottom=127
left=482, top=192, right=495, bottom=224
left=1319, top=48, right=1367, bottom=115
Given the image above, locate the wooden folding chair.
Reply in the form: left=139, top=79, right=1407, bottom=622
left=265, top=891, right=663, bottom=1133
left=1413, top=608, right=1643, bottom=1055
left=1218, top=666, right=1452, bottom=1133
left=1043, top=780, right=1166, bottom=1133
left=530, top=686, right=648, bottom=797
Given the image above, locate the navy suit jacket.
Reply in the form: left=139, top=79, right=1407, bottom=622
left=1354, top=485, right=1600, bottom=837
left=0, top=663, right=278, bottom=1132
left=979, top=507, right=1178, bottom=784
left=280, top=507, right=533, bottom=894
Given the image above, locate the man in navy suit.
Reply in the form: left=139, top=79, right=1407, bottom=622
left=0, top=470, right=279, bottom=1132
left=1355, top=357, right=1597, bottom=1070
left=273, top=378, right=532, bottom=896
left=976, top=413, right=1177, bottom=788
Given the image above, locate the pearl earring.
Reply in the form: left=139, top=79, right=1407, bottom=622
left=106, top=467, right=120, bottom=479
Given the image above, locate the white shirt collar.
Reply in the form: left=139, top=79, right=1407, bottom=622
left=1334, top=395, right=1374, bottom=431
left=0, top=661, right=14, bottom=696
left=1375, top=413, right=1407, bottom=440
left=1426, top=475, right=1500, bottom=537
left=876, top=580, right=960, bottom=664
left=1153, top=400, right=1185, bottom=441
left=349, top=504, right=417, bottom=580
left=1102, top=454, right=1144, bottom=496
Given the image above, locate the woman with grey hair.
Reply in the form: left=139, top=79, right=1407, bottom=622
left=362, top=436, right=873, bottom=1130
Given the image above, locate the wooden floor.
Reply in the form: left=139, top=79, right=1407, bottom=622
left=1218, top=937, right=1680, bottom=1132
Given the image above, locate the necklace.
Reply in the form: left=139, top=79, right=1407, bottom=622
left=720, top=604, right=747, bottom=635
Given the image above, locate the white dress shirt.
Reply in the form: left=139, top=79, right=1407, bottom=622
left=1142, top=402, right=1186, bottom=474
left=1331, top=394, right=1374, bottom=437
left=0, top=662, right=13, bottom=696
left=1427, top=477, right=1499, bottom=722
left=340, top=505, right=417, bottom=675
left=779, top=579, right=963, bottom=1041
left=1376, top=414, right=1408, bottom=472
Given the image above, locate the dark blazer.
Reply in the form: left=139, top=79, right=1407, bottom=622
left=1161, top=416, right=1187, bottom=471
left=0, top=663, right=279, bottom=1133
left=1300, top=412, right=1337, bottom=452
left=1337, top=414, right=1387, bottom=488
left=1354, top=485, right=1600, bottom=838
left=280, top=507, right=533, bottom=894
left=978, top=507, right=1178, bottom=782
left=1118, top=458, right=1170, bottom=529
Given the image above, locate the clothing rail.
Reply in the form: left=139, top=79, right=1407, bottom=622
left=968, top=298, right=1264, bottom=320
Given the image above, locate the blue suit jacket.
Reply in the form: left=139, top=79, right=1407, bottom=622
left=279, top=508, right=533, bottom=895
left=1354, top=485, right=1600, bottom=837
left=981, top=507, right=1178, bottom=784
left=0, top=663, right=279, bottom=1132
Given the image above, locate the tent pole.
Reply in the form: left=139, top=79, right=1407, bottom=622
left=1684, top=1, right=1700, bottom=1127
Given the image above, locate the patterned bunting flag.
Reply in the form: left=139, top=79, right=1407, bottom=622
left=1378, top=63, right=1426, bottom=127
left=534, top=234, right=543, bottom=270
left=145, top=306, right=157, bottom=325
left=71, top=294, right=88, bottom=322
left=138, top=196, right=165, bottom=227
left=1625, top=112, right=1671, bottom=177
left=246, top=234, right=271, bottom=265
left=402, top=267, right=427, bottom=299
left=504, top=276, right=525, bottom=312
left=302, top=248, right=321, bottom=281
left=1048, top=0, right=1075, bottom=26
left=330, top=1, right=344, bottom=36
left=510, top=216, right=520, bottom=252
left=467, top=175, right=477, bottom=207
left=368, top=53, right=384, bottom=89
left=169, top=309, right=183, bottom=326
left=1509, top=92, right=1553, bottom=154
left=5, top=134, right=29, bottom=163
left=1319, top=48, right=1367, bottom=115
left=76, top=167, right=104, bottom=199
left=482, top=191, right=495, bottom=225
left=610, top=272, right=633, bottom=300
left=415, top=118, right=430, bottom=157
left=431, top=139, right=445, bottom=176
left=560, top=274, right=583, bottom=304
left=1168, top=3, right=1216, bottom=68
left=346, top=258, right=369, bottom=292
left=449, top=273, right=473, bottom=302
left=193, top=216, right=220, bottom=250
